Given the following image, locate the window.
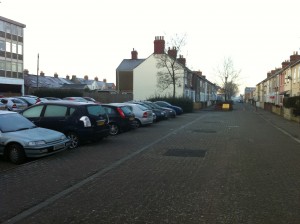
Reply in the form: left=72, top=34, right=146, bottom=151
left=0, top=21, right=4, bottom=32
left=17, top=63, right=23, bottom=73
left=44, top=105, right=67, bottom=117
left=17, top=26, right=23, bottom=37
left=5, top=22, right=11, bottom=34
left=22, top=105, right=44, bottom=118
left=6, top=41, right=11, bottom=52
left=87, top=105, right=106, bottom=116
left=12, top=62, right=17, bottom=72
left=11, top=25, right=17, bottom=36
left=12, top=42, right=17, bottom=54
left=6, top=61, right=11, bottom=71
left=17, top=44, right=22, bottom=55
left=0, top=40, right=4, bottom=51
left=0, top=60, right=4, bottom=70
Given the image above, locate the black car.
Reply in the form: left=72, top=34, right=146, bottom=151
left=102, top=104, right=136, bottom=135
left=19, top=101, right=110, bottom=148
left=154, top=101, right=183, bottom=115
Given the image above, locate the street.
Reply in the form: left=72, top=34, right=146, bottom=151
left=1, top=103, right=300, bottom=224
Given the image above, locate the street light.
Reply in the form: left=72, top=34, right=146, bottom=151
left=225, top=75, right=228, bottom=101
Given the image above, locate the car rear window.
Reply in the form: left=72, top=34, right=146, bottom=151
left=87, top=105, right=106, bottom=116
left=120, top=106, right=132, bottom=115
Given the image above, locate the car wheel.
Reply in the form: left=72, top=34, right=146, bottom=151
left=134, top=119, right=142, bottom=128
left=8, top=143, right=26, bottom=164
left=66, top=132, right=79, bottom=149
left=109, top=123, right=119, bottom=136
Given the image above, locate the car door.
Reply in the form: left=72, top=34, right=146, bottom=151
left=20, top=104, right=44, bottom=125
left=39, top=104, right=68, bottom=133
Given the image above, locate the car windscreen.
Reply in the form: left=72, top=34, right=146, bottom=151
left=0, top=113, right=36, bottom=132
left=87, top=105, right=106, bottom=116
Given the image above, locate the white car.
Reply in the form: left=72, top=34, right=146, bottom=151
left=110, top=103, right=153, bottom=127
left=0, top=111, right=70, bottom=164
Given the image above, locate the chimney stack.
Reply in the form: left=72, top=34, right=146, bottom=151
left=66, top=75, right=70, bottom=80
left=72, top=75, right=76, bottom=81
left=84, top=75, right=88, bottom=80
left=40, top=71, right=45, bottom=77
left=282, top=60, right=290, bottom=69
left=290, top=51, right=300, bottom=63
left=94, top=77, right=98, bottom=81
left=131, top=48, right=138, bottom=59
left=167, top=47, right=177, bottom=59
left=177, top=55, right=186, bottom=66
left=154, top=36, right=165, bottom=54
left=54, top=73, right=58, bottom=78
left=103, top=78, right=107, bottom=83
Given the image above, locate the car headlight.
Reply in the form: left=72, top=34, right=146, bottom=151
left=28, top=140, right=46, bottom=146
left=60, top=135, right=67, bottom=140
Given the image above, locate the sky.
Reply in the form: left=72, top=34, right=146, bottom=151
left=2, top=0, right=300, bottom=93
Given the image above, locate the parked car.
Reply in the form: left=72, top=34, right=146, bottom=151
left=0, top=111, right=70, bottom=164
left=102, top=104, right=136, bottom=135
left=83, top=97, right=101, bottom=104
left=0, top=101, right=7, bottom=110
left=0, top=97, right=28, bottom=112
left=119, top=103, right=153, bottom=127
left=43, top=97, right=62, bottom=101
left=17, top=96, right=41, bottom=106
left=154, top=101, right=183, bottom=115
left=151, top=102, right=177, bottom=118
left=62, top=97, right=91, bottom=103
left=140, top=101, right=168, bottom=121
left=19, top=101, right=110, bottom=149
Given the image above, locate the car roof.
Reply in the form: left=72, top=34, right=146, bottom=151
left=0, top=110, right=17, bottom=115
left=32, top=100, right=97, bottom=106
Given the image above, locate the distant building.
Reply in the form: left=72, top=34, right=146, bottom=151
left=24, top=72, right=115, bottom=93
left=0, top=16, right=26, bottom=96
left=244, top=87, right=256, bottom=103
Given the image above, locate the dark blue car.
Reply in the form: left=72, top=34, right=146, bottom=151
left=154, top=101, right=183, bottom=115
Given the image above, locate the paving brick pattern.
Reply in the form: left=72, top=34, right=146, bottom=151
left=1, top=103, right=300, bottom=223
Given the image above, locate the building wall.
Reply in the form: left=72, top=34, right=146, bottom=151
left=116, top=71, right=133, bottom=93
left=0, top=16, right=26, bottom=95
left=133, top=54, right=184, bottom=100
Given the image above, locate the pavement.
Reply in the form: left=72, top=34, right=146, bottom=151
left=1, top=103, right=300, bottom=224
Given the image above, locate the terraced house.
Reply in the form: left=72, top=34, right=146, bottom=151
left=116, top=36, right=218, bottom=107
left=0, top=16, right=26, bottom=96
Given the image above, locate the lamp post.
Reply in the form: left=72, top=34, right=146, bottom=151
left=225, top=75, right=228, bottom=101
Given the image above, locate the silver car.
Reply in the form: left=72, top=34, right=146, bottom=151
left=0, top=111, right=70, bottom=164
left=1, top=97, right=28, bottom=112
left=115, top=103, right=153, bottom=127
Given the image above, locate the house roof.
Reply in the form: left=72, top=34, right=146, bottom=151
left=25, top=74, right=73, bottom=88
left=116, top=59, right=145, bottom=71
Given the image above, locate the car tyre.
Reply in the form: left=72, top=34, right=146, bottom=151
left=134, top=119, right=142, bottom=128
left=109, top=123, right=119, bottom=136
left=8, top=143, right=26, bottom=164
left=66, top=132, right=79, bottom=149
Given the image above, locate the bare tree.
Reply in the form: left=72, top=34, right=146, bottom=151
left=155, top=34, right=187, bottom=98
left=215, top=57, right=241, bottom=100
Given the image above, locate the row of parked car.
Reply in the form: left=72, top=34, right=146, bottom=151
left=0, top=96, right=183, bottom=164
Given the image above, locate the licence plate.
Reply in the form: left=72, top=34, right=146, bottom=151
left=53, top=143, right=65, bottom=151
left=97, top=120, right=105, bottom=126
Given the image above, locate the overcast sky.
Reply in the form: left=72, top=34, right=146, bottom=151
left=2, top=0, right=300, bottom=93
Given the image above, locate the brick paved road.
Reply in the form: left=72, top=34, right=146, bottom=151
left=1, top=103, right=300, bottom=224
